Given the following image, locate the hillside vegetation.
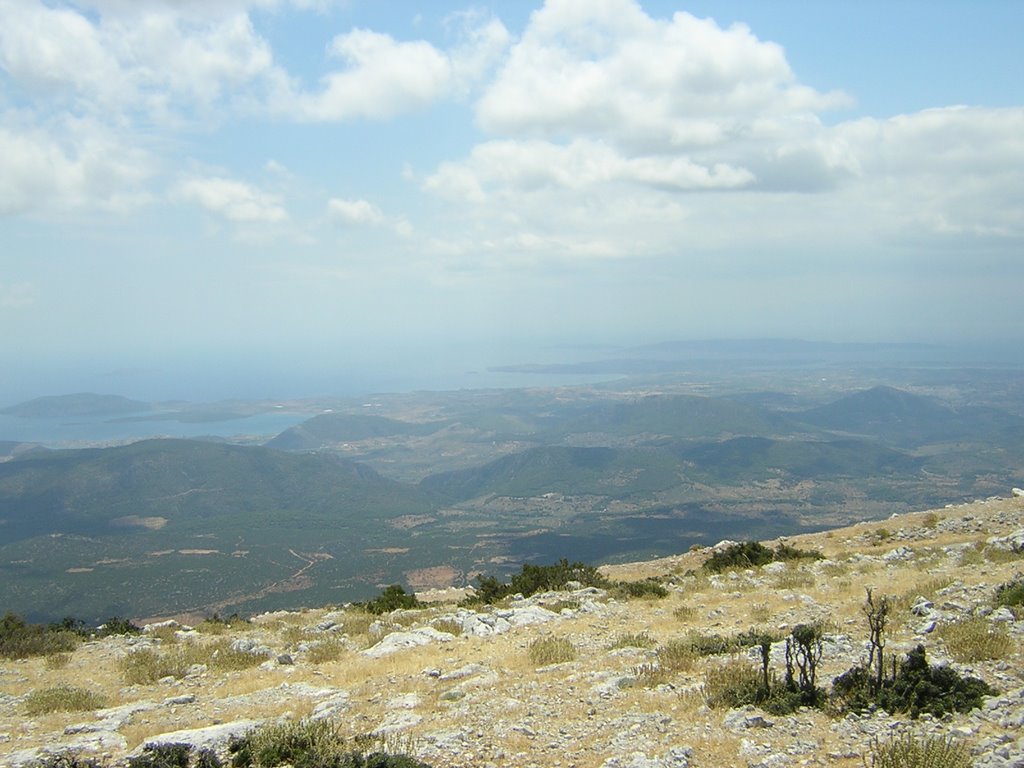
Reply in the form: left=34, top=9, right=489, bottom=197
left=2, top=381, right=1023, bottom=623
left=1, top=496, right=1022, bottom=768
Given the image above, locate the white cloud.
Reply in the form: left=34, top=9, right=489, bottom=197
left=0, top=282, right=35, bottom=309
left=476, top=0, right=847, bottom=148
left=326, top=197, right=412, bottom=237
left=291, top=30, right=451, bottom=121
left=0, top=117, right=153, bottom=214
left=425, top=138, right=753, bottom=200
left=327, top=197, right=386, bottom=226
left=174, top=175, right=288, bottom=222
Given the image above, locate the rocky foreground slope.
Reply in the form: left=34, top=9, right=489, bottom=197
left=2, top=496, right=1023, bottom=768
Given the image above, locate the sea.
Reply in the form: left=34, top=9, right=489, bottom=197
left=1, top=344, right=623, bottom=447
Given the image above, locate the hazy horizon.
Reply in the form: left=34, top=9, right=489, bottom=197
left=3, top=1, right=1022, bottom=392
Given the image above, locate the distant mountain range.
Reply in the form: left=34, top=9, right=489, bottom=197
left=267, top=412, right=447, bottom=450
left=2, top=393, right=150, bottom=418
left=1, top=383, right=1022, bottom=622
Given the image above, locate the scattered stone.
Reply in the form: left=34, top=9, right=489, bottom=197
left=363, top=627, right=455, bottom=658
left=724, top=707, right=775, bottom=731
left=138, top=719, right=262, bottom=752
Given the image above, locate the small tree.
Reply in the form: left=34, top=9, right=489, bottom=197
left=863, top=588, right=890, bottom=694
left=784, top=623, right=824, bottom=705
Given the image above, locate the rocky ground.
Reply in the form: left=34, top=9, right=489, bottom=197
left=2, top=495, right=1023, bottom=768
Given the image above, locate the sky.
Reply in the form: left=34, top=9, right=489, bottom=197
left=1, top=0, right=1023, bottom=400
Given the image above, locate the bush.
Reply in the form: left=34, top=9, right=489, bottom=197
left=99, top=617, right=141, bottom=637
left=773, top=542, right=824, bottom=563
left=0, top=612, right=80, bottom=659
left=227, top=719, right=431, bottom=768
left=466, top=559, right=609, bottom=605
left=610, top=579, right=669, bottom=600
left=833, top=644, right=996, bottom=718
left=23, top=685, right=108, bottom=715
left=867, top=733, right=971, bottom=768
left=528, top=636, right=577, bottom=666
left=995, top=575, right=1024, bottom=610
left=128, top=744, right=195, bottom=768
left=29, top=756, right=106, bottom=768
left=126, top=744, right=222, bottom=768
left=936, top=617, right=1013, bottom=662
left=702, top=657, right=765, bottom=709
left=360, top=585, right=421, bottom=615
left=702, top=541, right=822, bottom=574
left=703, top=541, right=775, bottom=573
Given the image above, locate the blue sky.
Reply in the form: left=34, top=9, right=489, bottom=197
left=1, top=0, right=1022, bottom=400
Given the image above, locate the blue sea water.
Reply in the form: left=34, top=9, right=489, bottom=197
left=0, top=410, right=314, bottom=447
left=0, top=344, right=622, bottom=447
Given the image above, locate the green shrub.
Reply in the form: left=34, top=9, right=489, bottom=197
left=227, top=719, right=431, bottom=768
left=29, top=756, right=106, bottom=768
left=466, top=559, right=609, bottom=605
left=832, top=644, right=996, bottom=718
left=866, top=733, right=971, bottom=768
left=0, top=612, right=80, bottom=659
left=126, top=744, right=223, bottom=768
left=528, top=636, right=577, bottom=666
left=995, top=575, right=1024, bottom=609
left=23, top=685, right=108, bottom=715
left=702, top=542, right=822, bottom=574
left=687, top=628, right=782, bottom=657
left=610, top=579, right=669, bottom=600
left=99, top=617, right=142, bottom=637
left=773, top=543, right=824, bottom=563
left=701, top=657, right=765, bottom=709
left=360, top=585, right=421, bottom=615
left=703, top=541, right=775, bottom=573
left=128, top=744, right=194, bottom=768
left=936, top=617, right=1012, bottom=662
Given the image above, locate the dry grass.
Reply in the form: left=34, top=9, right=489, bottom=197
left=306, top=638, right=346, bottom=664
left=145, top=625, right=180, bottom=644
left=23, top=684, right=108, bottom=715
left=528, top=636, right=577, bottom=666
left=936, top=617, right=1013, bottom=662
left=609, top=632, right=656, bottom=650
left=749, top=602, right=772, bottom=623
left=654, top=639, right=697, bottom=674
left=43, top=652, right=71, bottom=670
left=340, top=610, right=377, bottom=637
left=773, top=566, right=816, bottom=590
left=673, top=604, right=696, bottom=621
left=121, top=639, right=268, bottom=684
left=430, top=618, right=463, bottom=636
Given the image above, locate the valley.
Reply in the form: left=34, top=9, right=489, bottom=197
left=2, top=355, right=1023, bottom=623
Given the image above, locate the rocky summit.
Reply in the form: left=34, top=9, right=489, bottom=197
left=2, top=496, right=1024, bottom=768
